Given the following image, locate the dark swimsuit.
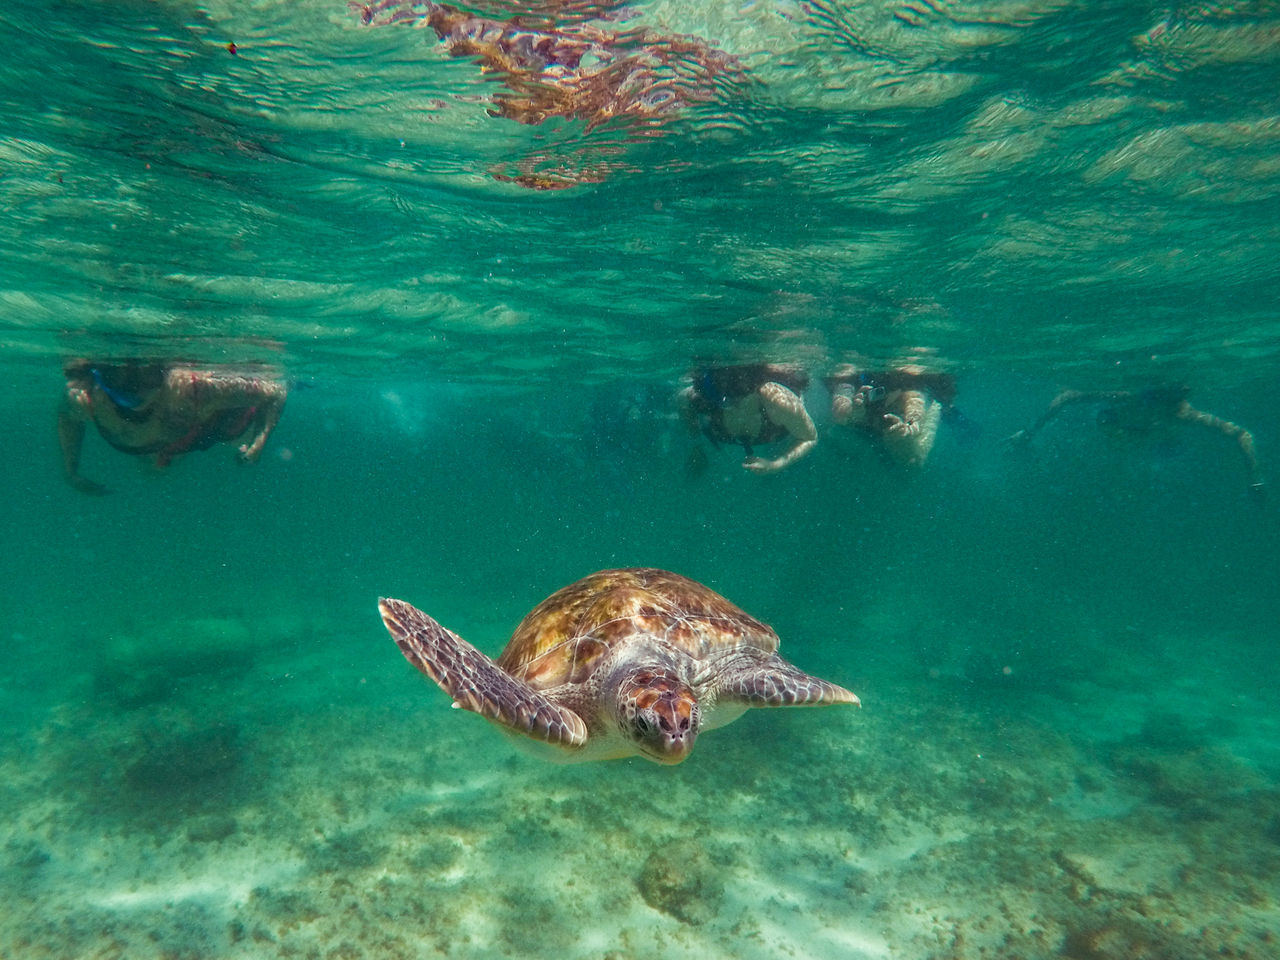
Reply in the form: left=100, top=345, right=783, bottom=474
left=158, top=406, right=258, bottom=463
left=692, top=367, right=801, bottom=455
left=88, top=376, right=257, bottom=460
left=701, top=412, right=786, bottom=456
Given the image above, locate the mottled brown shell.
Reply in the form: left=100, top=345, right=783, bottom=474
left=495, top=568, right=779, bottom=690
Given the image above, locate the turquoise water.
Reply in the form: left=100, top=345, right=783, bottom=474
left=3, top=1, right=1279, bottom=958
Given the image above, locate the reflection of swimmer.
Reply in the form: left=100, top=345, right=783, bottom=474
left=58, top=360, right=287, bottom=495
left=1008, top=385, right=1264, bottom=499
left=680, top=364, right=817, bottom=475
left=354, top=1, right=742, bottom=188
left=826, top=364, right=959, bottom=468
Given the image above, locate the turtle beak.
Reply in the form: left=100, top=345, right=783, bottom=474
left=635, top=686, right=699, bottom=764
left=653, top=693, right=696, bottom=762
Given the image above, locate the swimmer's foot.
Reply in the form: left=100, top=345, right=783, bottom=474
left=1002, top=429, right=1033, bottom=446
left=69, top=475, right=109, bottom=496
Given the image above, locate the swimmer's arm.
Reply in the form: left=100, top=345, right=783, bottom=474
left=1009, top=389, right=1126, bottom=442
left=830, top=382, right=876, bottom=426
left=677, top=386, right=702, bottom=436
left=1177, top=404, right=1265, bottom=497
left=745, top=381, right=817, bottom=474
left=58, top=384, right=107, bottom=495
left=225, top=380, right=288, bottom=462
left=830, top=382, right=854, bottom=424
left=883, top=391, right=928, bottom=436
left=238, top=389, right=286, bottom=463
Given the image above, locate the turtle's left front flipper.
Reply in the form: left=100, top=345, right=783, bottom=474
left=720, top=654, right=860, bottom=707
left=379, top=598, right=589, bottom=748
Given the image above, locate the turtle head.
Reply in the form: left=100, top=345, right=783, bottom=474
left=613, top=668, right=700, bottom=764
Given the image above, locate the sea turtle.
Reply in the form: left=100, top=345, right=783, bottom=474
left=379, top=568, right=859, bottom=764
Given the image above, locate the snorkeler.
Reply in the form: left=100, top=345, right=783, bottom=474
left=679, top=363, right=817, bottom=475
left=1007, top=385, right=1264, bottom=499
left=825, top=363, right=962, bottom=468
left=58, top=359, right=288, bottom=495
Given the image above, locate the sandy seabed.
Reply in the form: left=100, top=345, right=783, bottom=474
left=3, top=609, right=1278, bottom=960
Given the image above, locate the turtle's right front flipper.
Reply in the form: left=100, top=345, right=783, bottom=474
left=379, top=598, right=588, bottom=749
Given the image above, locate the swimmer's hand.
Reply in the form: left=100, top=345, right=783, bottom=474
left=237, top=438, right=266, bottom=463
left=883, top=413, right=919, bottom=437
left=832, top=387, right=874, bottom=426
left=743, top=456, right=780, bottom=474
left=831, top=394, right=853, bottom=425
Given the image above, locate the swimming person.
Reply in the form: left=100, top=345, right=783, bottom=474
left=825, top=363, right=959, bottom=468
left=58, top=359, right=288, bottom=494
left=680, top=363, right=817, bottom=475
left=1007, top=384, right=1265, bottom=499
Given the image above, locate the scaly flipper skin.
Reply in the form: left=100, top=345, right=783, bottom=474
left=719, top=655, right=861, bottom=708
left=379, top=598, right=589, bottom=749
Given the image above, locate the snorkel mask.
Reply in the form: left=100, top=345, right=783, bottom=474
left=90, top=367, right=145, bottom=410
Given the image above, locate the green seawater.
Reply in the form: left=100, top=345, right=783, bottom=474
left=2, top=1, right=1279, bottom=958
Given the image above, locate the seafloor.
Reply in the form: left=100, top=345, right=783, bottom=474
left=4, top=598, right=1278, bottom=960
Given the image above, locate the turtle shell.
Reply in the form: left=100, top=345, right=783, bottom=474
left=495, top=568, right=779, bottom=690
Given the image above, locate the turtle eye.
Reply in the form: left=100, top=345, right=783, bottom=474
left=633, top=715, right=652, bottom=734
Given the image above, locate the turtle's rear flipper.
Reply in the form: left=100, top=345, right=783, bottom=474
left=720, top=655, right=860, bottom=708
left=379, top=598, right=588, bottom=749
